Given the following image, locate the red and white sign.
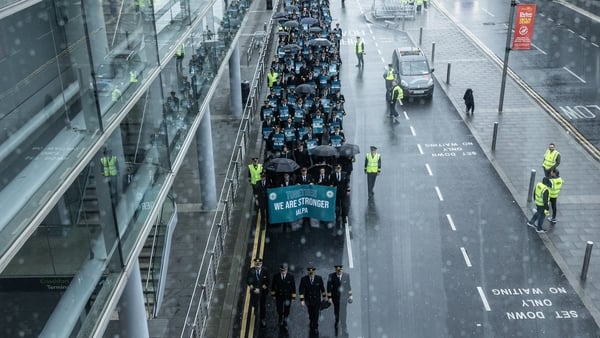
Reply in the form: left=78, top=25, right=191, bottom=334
left=512, top=4, right=537, bottom=50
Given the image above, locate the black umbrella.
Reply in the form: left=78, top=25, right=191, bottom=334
left=282, top=20, right=300, bottom=29
left=285, top=4, right=299, bottom=12
left=311, top=145, right=338, bottom=157
left=338, top=143, right=360, bottom=157
left=294, top=83, right=315, bottom=95
left=273, top=11, right=288, bottom=19
left=309, top=26, right=322, bottom=33
left=283, top=44, right=302, bottom=53
left=308, top=38, right=332, bottom=47
left=265, top=158, right=300, bottom=173
left=301, top=17, right=319, bottom=25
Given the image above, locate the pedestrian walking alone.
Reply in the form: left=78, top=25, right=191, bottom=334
left=542, top=143, right=561, bottom=177
left=247, top=258, right=269, bottom=327
left=548, top=169, right=563, bottom=224
left=355, top=36, right=365, bottom=68
left=326, top=265, right=353, bottom=335
left=299, top=265, right=326, bottom=336
left=463, top=88, right=474, bottom=115
left=527, top=177, right=552, bottom=233
left=271, top=263, right=296, bottom=330
left=364, top=146, right=381, bottom=199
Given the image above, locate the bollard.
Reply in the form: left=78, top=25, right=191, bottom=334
left=431, top=42, right=436, bottom=66
left=527, top=169, right=536, bottom=202
left=491, top=122, right=499, bottom=151
left=419, top=27, right=423, bottom=45
left=446, top=63, right=451, bottom=84
left=581, top=241, right=594, bottom=281
left=402, top=15, right=406, bottom=31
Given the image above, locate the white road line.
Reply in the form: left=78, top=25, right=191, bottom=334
left=410, top=125, right=416, bottom=136
left=481, top=8, right=495, bottom=17
left=403, top=110, right=409, bottom=120
left=425, top=163, right=433, bottom=176
left=530, top=42, right=547, bottom=55
left=562, top=66, right=587, bottom=83
left=593, top=42, right=599, bottom=48
left=346, top=221, right=354, bottom=268
left=460, top=247, right=472, bottom=267
left=477, top=286, right=492, bottom=311
left=417, top=144, right=424, bottom=155
left=435, top=186, right=444, bottom=201
left=567, top=28, right=576, bottom=34
left=446, top=214, right=456, bottom=231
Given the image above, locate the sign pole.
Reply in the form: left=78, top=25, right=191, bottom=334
left=498, top=0, right=518, bottom=113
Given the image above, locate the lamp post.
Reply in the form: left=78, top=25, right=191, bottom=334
left=498, top=0, right=518, bottom=113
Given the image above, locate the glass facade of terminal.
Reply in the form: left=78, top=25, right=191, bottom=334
left=0, top=0, right=246, bottom=336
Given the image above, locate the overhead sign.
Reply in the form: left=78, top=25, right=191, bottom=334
left=512, top=4, right=537, bottom=50
left=268, top=185, right=336, bottom=223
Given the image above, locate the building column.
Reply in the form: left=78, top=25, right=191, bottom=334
left=228, top=42, right=242, bottom=118
left=118, top=261, right=150, bottom=338
left=196, top=107, right=217, bottom=209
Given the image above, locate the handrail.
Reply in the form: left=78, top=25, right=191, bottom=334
left=179, top=7, right=278, bottom=338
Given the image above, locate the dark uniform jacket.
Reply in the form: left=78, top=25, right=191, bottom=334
left=271, top=273, right=297, bottom=300
left=253, top=179, right=269, bottom=209
left=299, top=274, right=326, bottom=306
left=247, top=267, right=270, bottom=292
left=326, top=272, right=352, bottom=301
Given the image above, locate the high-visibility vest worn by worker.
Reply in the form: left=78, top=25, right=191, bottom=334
left=111, top=87, right=122, bottom=102
left=130, top=70, right=138, bottom=83
left=534, top=182, right=549, bottom=207
left=385, top=69, right=395, bottom=81
left=176, top=44, right=185, bottom=57
left=549, top=176, right=563, bottom=199
left=391, top=84, right=404, bottom=101
left=101, top=156, right=118, bottom=176
left=267, top=71, right=278, bottom=87
left=542, top=149, right=559, bottom=170
left=365, top=153, right=380, bottom=173
left=355, top=40, right=364, bottom=54
left=248, top=164, right=263, bottom=185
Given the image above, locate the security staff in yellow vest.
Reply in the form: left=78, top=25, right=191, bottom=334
left=542, top=143, right=560, bottom=177
left=176, top=43, right=185, bottom=72
left=267, top=68, right=279, bottom=88
left=355, top=36, right=364, bottom=68
left=548, top=169, right=563, bottom=223
left=248, top=158, right=263, bottom=185
left=364, top=146, right=381, bottom=198
left=129, top=70, right=138, bottom=83
left=100, top=149, right=118, bottom=177
left=383, top=64, right=396, bottom=94
left=389, top=81, right=404, bottom=123
left=527, top=177, right=552, bottom=233
left=111, top=86, right=122, bottom=102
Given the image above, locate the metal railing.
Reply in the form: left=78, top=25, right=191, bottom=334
left=179, top=9, right=278, bottom=338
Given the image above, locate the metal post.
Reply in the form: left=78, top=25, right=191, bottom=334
left=419, top=27, right=423, bottom=45
left=527, top=169, right=536, bottom=202
left=431, top=42, right=436, bottom=66
left=498, top=0, right=517, bottom=113
left=446, top=63, right=451, bottom=84
left=491, top=122, right=499, bottom=151
left=402, top=15, right=406, bottom=31
left=581, top=241, right=594, bottom=281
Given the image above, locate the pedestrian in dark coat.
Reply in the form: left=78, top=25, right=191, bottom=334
left=329, top=164, right=351, bottom=229
left=299, top=266, right=326, bottom=336
left=463, top=88, right=475, bottom=115
left=247, top=258, right=270, bottom=327
left=271, top=263, right=296, bottom=329
left=253, top=173, right=269, bottom=228
left=326, top=265, right=353, bottom=335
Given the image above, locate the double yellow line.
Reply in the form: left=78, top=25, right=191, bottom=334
left=240, top=214, right=267, bottom=338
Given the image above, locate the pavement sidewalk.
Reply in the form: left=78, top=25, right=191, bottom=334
left=369, top=1, right=600, bottom=325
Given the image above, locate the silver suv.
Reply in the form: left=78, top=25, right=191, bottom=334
left=391, top=47, right=434, bottom=100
